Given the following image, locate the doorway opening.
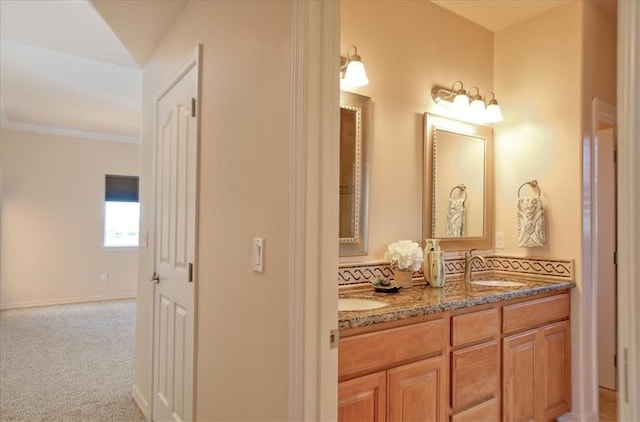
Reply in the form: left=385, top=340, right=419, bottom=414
left=591, top=98, right=617, bottom=421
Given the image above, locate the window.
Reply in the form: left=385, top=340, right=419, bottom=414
left=104, top=175, right=139, bottom=248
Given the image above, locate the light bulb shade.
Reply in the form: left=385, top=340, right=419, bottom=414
left=453, top=92, right=469, bottom=110
left=343, top=59, right=369, bottom=87
left=485, top=102, right=503, bottom=122
left=469, top=98, right=486, bottom=114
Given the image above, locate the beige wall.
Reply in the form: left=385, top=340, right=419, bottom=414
left=494, top=2, right=616, bottom=418
left=0, top=129, right=139, bottom=308
left=136, top=1, right=294, bottom=419
left=494, top=3, right=583, bottom=259
left=340, top=1, right=494, bottom=262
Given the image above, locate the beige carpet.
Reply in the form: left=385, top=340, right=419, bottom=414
left=0, top=300, right=146, bottom=422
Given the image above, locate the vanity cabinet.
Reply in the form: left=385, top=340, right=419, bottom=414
left=338, top=290, right=571, bottom=421
left=338, top=318, right=447, bottom=421
left=503, top=294, right=571, bottom=421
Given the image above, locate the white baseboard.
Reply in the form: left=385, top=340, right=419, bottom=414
left=132, top=384, right=150, bottom=420
left=558, top=411, right=597, bottom=422
left=0, top=293, right=137, bottom=310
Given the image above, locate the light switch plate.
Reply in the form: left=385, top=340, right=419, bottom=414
left=140, top=230, right=148, bottom=248
left=253, top=238, right=264, bottom=272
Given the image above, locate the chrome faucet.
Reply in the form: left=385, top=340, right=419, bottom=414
left=465, top=249, right=486, bottom=282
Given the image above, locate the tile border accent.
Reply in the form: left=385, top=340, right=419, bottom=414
left=339, top=255, right=574, bottom=285
left=338, top=261, right=423, bottom=285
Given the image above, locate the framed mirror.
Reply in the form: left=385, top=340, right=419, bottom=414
left=339, top=91, right=371, bottom=256
left=423, top=113, right=493, bottom=251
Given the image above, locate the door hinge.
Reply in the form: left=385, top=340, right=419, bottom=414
left=188, top=262, right=193, bottom=282
left=329, top=329, right=339, bottom=349
left=191, top=98, right=196, bottom=117
left=614, top=251, right=617, bottom=265
left=613, top=149, right=617, bottom=163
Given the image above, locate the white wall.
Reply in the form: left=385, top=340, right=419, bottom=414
left=135, top=1, right=299, bottom=419
left=0, top=129, right=139, bottom=308
left=340, top=0, right=494, bottom=262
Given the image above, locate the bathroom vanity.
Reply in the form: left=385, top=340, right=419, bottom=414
left=337, top=279, right=573, bottom=421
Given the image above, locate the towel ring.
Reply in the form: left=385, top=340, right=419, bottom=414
left=449, top=184, right=467, bottom=204
left=518, top=180, right=541, bottom=198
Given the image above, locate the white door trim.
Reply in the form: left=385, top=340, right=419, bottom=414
left=150, top=45, right=202, bottom=421
left=584, top=97, right=616, bottom=419
left=288, top=1, right=340, bottom=420
left=616, top=1, right=640, bottom=419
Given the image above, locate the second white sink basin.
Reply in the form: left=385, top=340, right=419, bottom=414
left=471, top=280, right=526, bottom=287
left=339, top=298, right=388, bottom=311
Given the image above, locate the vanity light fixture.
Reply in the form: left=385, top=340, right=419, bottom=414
left=451, top=81, right=469, bottom=111
left=431, top=81, right=504, bottom=123
left=340, top=45, right=369, bottom=88
left=484, top=92, right=504, bottom=123
left=469, top=87, right=486, bottom=114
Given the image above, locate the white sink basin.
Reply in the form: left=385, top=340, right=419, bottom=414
left=471, top=280, right=526, bottom=287
left=339, top=298, right=389, bottom=311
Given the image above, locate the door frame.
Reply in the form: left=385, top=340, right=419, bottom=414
left=288, top=1, right=340, bottom=420
left=586, top=98, right=616, bottom=416
left=150, top=45, right=201, bottom=421
left=616, top=1, right=640, bottom=419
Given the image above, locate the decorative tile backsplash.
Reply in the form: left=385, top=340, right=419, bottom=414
left=339, top=255, right=574, bottom=285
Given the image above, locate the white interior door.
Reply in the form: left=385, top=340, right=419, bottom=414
left=597, top=127, right=617, bottom=391
left=152, top=60, right=198, bottom=422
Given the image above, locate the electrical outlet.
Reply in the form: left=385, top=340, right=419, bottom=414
left=495, top=232, right=505, bottom=249
left=101, top=273, right=109, bottom=282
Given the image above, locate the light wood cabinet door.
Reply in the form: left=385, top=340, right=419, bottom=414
left=451, top=340, right=500, bottom=413
left=540, top=321, right=571, bottom=420
left=387, top=355, right=447, bottom=422
left=338, top=371, right=387, bottom=422
left=503, top=330, right=538, bottom=422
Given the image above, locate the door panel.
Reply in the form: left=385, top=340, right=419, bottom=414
left=540, top=321, right=571, bottom=420
left=597, top=127, right=617, bottom=391
left=503, top=330, right=537, bottom=422
left=152, top=61, right=198, bottom=422
left=338, top=371, right=386, bottom=421
left=387, top=355, right=446, bottom=422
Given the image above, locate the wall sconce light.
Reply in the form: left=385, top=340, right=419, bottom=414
left=431, top=81, right=503, bottom=123
left=340, top=45, right=369, bottom=88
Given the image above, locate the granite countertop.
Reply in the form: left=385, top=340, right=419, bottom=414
left=338, top=277, right=576, bottom=330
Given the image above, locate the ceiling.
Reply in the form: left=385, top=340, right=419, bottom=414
left=431, top=0, right=571, bottom=32
left=0, top=0, right=187, bottom=143
left=0, top=0, right=617, bottom=144
left=433, top=0, right=616, bottom=32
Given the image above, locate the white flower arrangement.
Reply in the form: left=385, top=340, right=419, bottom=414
left=384, top=240, right=424, bottom=272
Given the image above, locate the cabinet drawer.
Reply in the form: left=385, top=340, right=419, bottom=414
left=452, top=397, right=500, bottom=422
left=451, top=340, right=500, bottom=411
left=503, top=293, right=569, bottom=334
left=452, top=307, right=500, bottom=346
left=339, top=319, right=446, bottom=378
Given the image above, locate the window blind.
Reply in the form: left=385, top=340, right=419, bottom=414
left=105, top=175, right=139, bottom=202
